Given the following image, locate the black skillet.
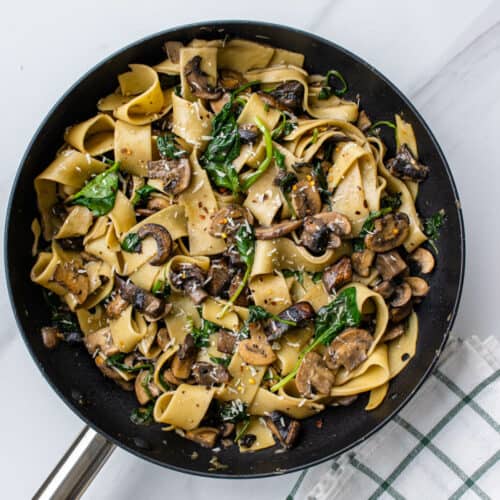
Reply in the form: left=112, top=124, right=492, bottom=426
left=5, top=19, right=465, bottom=495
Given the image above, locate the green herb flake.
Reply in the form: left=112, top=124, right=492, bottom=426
left=209, top=355, right=231, bottom=367
left=157, top=132, right=187, bottom=160
left=282, top=269, right=304, bottom=286
left=219, top=399, right=248, bottom=423
left=318, top=70, right=348, bottom=100
left=424, top=209, right=446, bottom=253
left=273, top=147, right=285, bottom=169
left=132, top=185, right=158, bottom=206
left=121, top=232, right=141, bottom=252
left=381, top=192, right=402, bottom=211
left=106, top=353, right=153, bottom=373
left=130, top=401, right=155, bottom=426
left=190, top=318, right=219, bottom=348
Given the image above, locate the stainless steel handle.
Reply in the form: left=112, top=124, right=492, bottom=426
left=33, top=426, right=115, bottom=500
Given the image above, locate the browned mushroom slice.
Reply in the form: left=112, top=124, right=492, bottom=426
left=322, top=256, right=353, bottom=293
left=41, top=326, right=60, bottom=349
left=324, top=328, right=373, bottom=371
left=387, top=144, right=430, bottom=182
left=371, top=280, right=395, bottom=299
left=299, top=216, right=328, bottom=255
left=296, top=351, right=335, bottom=397
left=390, top=301, right=413, bottom=323
left=95, top=355, right=124, bottom=382
left=171, top=334, right=197, bottom=379
left=169, top=263, right=208, bottom=304
left=351, top=249, right=375, bottom=277
left=365, top=212, right=410, bottom=252
left=164, top=41, right=183, bottom=63
left=381, top=323, right=406, bottom=342
left=115, top=276, right=170, bottom=320
left=238, top=324, right=276, bottom=366
left=220, top=422, right=235, bottom=438
left=53, top=261, right=89, bottom=304
left=265, top=411, right=301, bottom=448
left=408, top=247, right=435, bottom=274
left=291, top=180, right=322, bottom=218
left=405, top=276, right=430, bottom=297
left=185, top=427, right=220, bottom=448
left=219, top=69, right=247, bottom=90
left=217, top=329, right=237, bottom=354
left=227, top=269, right=251, bottom=307
left=84, top=327, right=119, bottom=356
left=156, top=327, right=170, bottom=350
left=210, top=92, right=231, bottom=114
left=313, top=211, right=352, bottom=237
left=255, top=219, right=303, bottom=240
left=265, top=301, right=315, bottom=341
left=106, top=292, right=129, bottom=318
left=268, top=81, right=304, bottom=112
left=390, top=282, right=412, bottom=308
left=356, top=110, right=372, bottom=132
left=147, top=157, right=192, bottom=195
left=135, top=370, right=161, bottom=405
left=206, top=258, right=232, bottom=297
left=238, top=124, right=260, bottom=144
left=162, top=368, right=183, bottom=387
left=375, top=250, right=408, bottom=281
left=135, top=223, right=173, bottom=266
left=192, top=362, right=230, bottom=386
left=184, top=56, right=222, bottom=100
left=209, top=204, right=254, bottom=239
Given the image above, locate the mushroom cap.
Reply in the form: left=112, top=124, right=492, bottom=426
left=265, top=301, right=315, bottom=341
left=135, top=370, right=160, bottom=405
left=387, top=144, right=430, bottom=182
left=351, top=249, right=375, bottom=278
left=192, top=362, right=230, bottom=386
left=218, top=69, right=247, bottom=90
left=209, top=204, right=254, bottom=238
left=390, top=282, right=413, bottom=307
left=53, top=261, right=89, bottom=304
left=381, top=322, right=406, bottom=342
left=185, top=427, right=220, bottom=448
left=300, top=216, right=329, bottom=255
left=206, top=258, right=232, bottom=297
left=390, top=301, right=413, bottom=323
left=238, top=325, right=277, bottom=366
left=268, top=80, right=304, bottom=112
left=238, top=124, right=261, bottom=144
left=322, top=256, right=353, bottom=293
left=313, top=211, right=352, bottom=237
left=147, top=157, right=192, bottom=195
left=84, top=327, right=118, bottom=356
left=255, top=219, right=303, bottom=240
left=371, top=279, right=395, bottom=299
left=296, top=351, right=335, bottom=397
left=41, top=326, right=60, bottom=349
left=184, top=55, right=222, bottom=100
left=375, top=250, right=408, bottom=281
left=291, top=179, right=322, bottom=218
left=365, top=212, right=410, bottom=253
left=324, top=328, right=373, bottom=372
left=409, top=247, right=435, bottom=274
left=136, top=223, right=173, bottom=266
left=405, top=276, right=430, bottom=297
left=169, top=262, right=208, bottom=305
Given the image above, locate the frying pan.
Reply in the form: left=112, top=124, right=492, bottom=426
left=5, top=20, right=465, bottom=498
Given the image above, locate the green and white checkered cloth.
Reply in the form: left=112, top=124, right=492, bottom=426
left=287, top=336, right=500, bottom=500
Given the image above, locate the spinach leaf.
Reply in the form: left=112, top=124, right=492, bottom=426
left=318, top=70, right=348, bottom=100
left=190, top=318, right=219, bottom=348
left=219, top=399, right=248, bottom=423
left=209, top=355, right=231, bottom=367
left=43, top=290, right=81, bottom=337
left=381, top=192, right=402, bottom=211
left=157, top=132, right=187, bottom=160
left=151, top=279, right=171, bottom=297
left=130, top=401, right=155, bottom=426
left=121, top=232, right=141, bottom=252
left=132, top=185, right=158, bottom=206
left=282, top=269, right=304, bottom=286
left=368, top=120, right=396, bottom=136
left=272, top=112, right=296, bottom=140
left=352, top=206, right=393, bottom=252
left=238, top=304, right=296, bottom=339
left=277, top=171, right=298, bottom=218
left=312, top=160, right=331, bottom=207
left=273, top=147, right=285, bottom=169
left=203, top=161, right=241, bottom=193
left=69, top=161, right=120, bottom=216
left=311, top=271, right=323, bottom=284
left=106, top=353, right=153, bottom=373
left=424, top=209, right=446, bottom=253
left=271, top=287, right=361, bottom=392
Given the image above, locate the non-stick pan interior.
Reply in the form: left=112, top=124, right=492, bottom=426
left=5, top=21, right=464, bottom=477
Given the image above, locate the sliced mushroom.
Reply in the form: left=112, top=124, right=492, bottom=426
left=217, top=329, right=237, bottom=354
left=115, top=276, right=170, bottom=321
left=184, top=56, right=222, bottom=100
left=381, top=323, right=406, bottom=342
left=95, top=355, right=123, bottom=382
left=390, top=301, right=413, bottom=323
left=314, top=211, right=352, bottom=237
left=255, top=219, right=303, bottom=240
left=322, top=257, right=353, bottom=293
left=227, top=269, right=251, bottom=307
left=206, top=258, right=232, bottom=297
left=135, top=223, right=173, bottom=266
left=147, top=157, right=191, bottom=195
left=164, top=41, right=183, bottom=63
left=156, top=327, right=170, bottom=350
left=387, top=144, right=430, bottom=182
left=192, top=362, right=230, bottom=386
left=218, top=69, right=247, bottom=90
left=300, top=216, right=328, bottom=255
left=268, top=81, right=304, bottom=112
left=238, top=124, right=260, bottom=144
left=135, top=370, right=161, bottom=405
left=375, top=250, right=408, bottom=281
left=169, top=263, right=208, bottom=305
left=238, top=324, right=277, bottom=366
left=220, top=422, right=235, bottom=438
left=365, top=212, right=410, bottom=253
left=291, top=180, right=322, bottom=218
left=264, top=301, right=315, bottom=341
left=53, top=261, right=89, bottom=304
left=185, top=427, right=220, bottom=448
left=41, top=326, right=60, bottom=349
left=324, top=328, right=373, bottom=371
left=372, top=280, right=395, bottom=299
left=296, top=351, right=335, bottom=397
left=162, top=368, right=183, bottom=387
left=209, top=92, right=231, bottom=114
left=405, top=276, right=430, bottom=297
left=171, top=333, right=197, bottom=379
left=84, top=327, right=119, bottom=356
left=409, top=247, right=435, bottom=274
left=106, top=293, right=129, bottom=318
left=351, top=249, right=375, bottom=277
left=209, top=204, right=254, bottom=239
left=356, top=110, right=372, bottom=132
left=390, top=282, right=412, bottom=308
left=265, top=411, right=301, bottom=448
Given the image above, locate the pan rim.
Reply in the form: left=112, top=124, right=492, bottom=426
left=4, top=19, right=466, bottom=479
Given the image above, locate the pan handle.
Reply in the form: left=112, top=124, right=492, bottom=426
left=33, top=426, right=115, bottom=500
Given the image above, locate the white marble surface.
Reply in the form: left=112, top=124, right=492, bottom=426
left=1, top=1, right=500, bottom=498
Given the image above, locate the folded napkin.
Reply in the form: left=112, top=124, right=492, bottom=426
left=287, top=336, right=500, bottom=500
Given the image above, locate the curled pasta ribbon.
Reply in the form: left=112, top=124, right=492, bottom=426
left=76, top=305, right=107, bottom=336
left=249, top=273, right=291, bottom=315
left=202, top=297, right=241, bottom=331
left=154, top=384, right=215, bottom=430
left=54, top=206, right=93, bottom=239
left=179, top=47, right=219, bottom=101
left=237, top=417, right=275, bottom=453
left=165, top=293, right=202, bottom=344
left=153, top=346, right=179, bottom=389
left=64, top=114, right=115, bottom=156
left=109, top=305, right=147, bottom=352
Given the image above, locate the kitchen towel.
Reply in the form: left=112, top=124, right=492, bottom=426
left=287, top=335, right=500, bottom=500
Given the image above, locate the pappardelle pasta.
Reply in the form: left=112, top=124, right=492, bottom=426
left=31, top=37, right=442, bottom=454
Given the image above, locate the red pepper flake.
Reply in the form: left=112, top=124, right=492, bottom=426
left=315, top=419, right=323, bottom=429
left=200, top=214, right=206, bottom=220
